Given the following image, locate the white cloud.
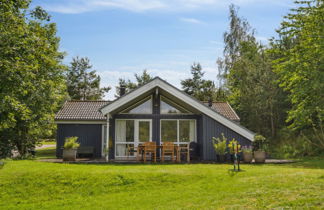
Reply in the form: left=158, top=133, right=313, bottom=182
left=180, top=17, right=205, bottom=24
left=98, top=58, right=219, bottom=100
left=39, top=0, right=292, bottom=14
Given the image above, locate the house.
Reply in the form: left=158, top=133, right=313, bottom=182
left=55, top=77, right=254, bottom=161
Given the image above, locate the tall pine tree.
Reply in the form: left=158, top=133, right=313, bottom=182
left=181, top=63, right=216, bottom=101
left=67, top=57, right=110, bottom=100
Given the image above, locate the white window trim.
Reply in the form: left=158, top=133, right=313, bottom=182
left=115, top=119, right=152, bottom=158
left=160, top=119, right=197, bottom=145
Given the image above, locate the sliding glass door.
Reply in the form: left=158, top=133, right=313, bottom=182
left=115, top=119, right=152, bottom=158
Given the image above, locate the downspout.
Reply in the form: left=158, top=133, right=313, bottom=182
left=106, top=114, right=111, bottom=162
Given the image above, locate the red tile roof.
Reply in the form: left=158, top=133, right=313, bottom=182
left=203, top=102, right=240, bottom=121
left=55, top=100, right=240, bottom=121
left=55, top=101, right=109, bottom=121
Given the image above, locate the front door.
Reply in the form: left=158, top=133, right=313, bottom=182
left=115, top=119, right=152, bottom=159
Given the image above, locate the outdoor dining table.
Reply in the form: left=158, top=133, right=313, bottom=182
left=136, top=144, right=181, bottom=163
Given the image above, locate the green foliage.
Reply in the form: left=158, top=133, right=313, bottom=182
left=272, top=0, right=324, bottom=150
left=0, top=1, right=67, bottom=157
left=181, top=63, right=216, bottom=101
left=66, top=57, right=111, bottom=100
left=1, top=159, right=323, bottom=208
left=253, top=134, right=266, bottom=151
left=228, top=138, right=241, bottom=154
left=115, top=69, right=153, bottom=97
left=241, top=146, right=252, bottom=153
left=63, top=137, right=80, bottom=150
left=212, top=134, right=227, bottom=155
left=218, top=5, right=289, bottom=139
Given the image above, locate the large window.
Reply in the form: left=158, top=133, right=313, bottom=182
left=160, top=119, right=196, bottom=145
left=115, top=119, right=151, bottom=157
left=160, top=96, right=189, bottom=114
left=122, top=97, right=152, bottom=114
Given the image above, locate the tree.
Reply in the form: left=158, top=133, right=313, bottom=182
left=219, top=5, right=289, bottom=138
left=66, top=57, right=110, bottom=100
left=272, top=0, right=324, bottom=148
left=0, top=2, right=67, bottom=157
left=115, top=70, right=153, bottom=97
left=181, top=63, right=216, bottom=101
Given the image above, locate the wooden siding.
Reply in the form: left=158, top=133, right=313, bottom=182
left=56, top=124, right=103, bottom=158
left=201, top=115, right=252, bottom=160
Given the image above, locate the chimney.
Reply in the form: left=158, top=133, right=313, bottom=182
left=120, top=85, right=126, bottom=96
left=208, top=98, right=213, bottom=107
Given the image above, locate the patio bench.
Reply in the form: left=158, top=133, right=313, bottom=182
left=77, top=146, right=94, bottom=158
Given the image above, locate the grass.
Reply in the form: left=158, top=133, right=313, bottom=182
left=35, top=147, right=56, bottom=159
left=0, top=148, right=323, bottom=209
left=39, top=140, right=56, bottom=145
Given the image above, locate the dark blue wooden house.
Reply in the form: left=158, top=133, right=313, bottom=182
left=55, top=77, right=254, bottom=160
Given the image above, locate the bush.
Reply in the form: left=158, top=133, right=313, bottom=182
left=269, top=133, right=323, bottom=159
left=242, top=146, right=252, bottom=153
left=212, top=134, right=227, bottom=155
left=64, top=137, right=80, bottom=150
left=253, top=134, right=267, bottom=151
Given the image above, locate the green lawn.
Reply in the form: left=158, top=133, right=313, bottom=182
left=0, top=150, right=323, bottom=209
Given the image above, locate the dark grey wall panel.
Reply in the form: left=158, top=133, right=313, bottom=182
left=201, top=115, right=252, bottom=161
left=56, top=124, right=103, bottom=158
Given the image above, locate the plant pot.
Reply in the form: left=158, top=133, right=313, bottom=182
left=254, top=151, right=266, bottom=163
left=63, top=149, right=77, bottom=161
left=242, top=152, right=253, bottom=163
left=217, top=155, right=226, bottom=163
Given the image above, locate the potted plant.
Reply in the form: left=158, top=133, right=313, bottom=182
left=212, top=133, right=227, bottom=162
left=63, top=136, right=80, bottom=161
left=253, top=134, right=266, bottom=163
left=241, top=146, right=253, bottom=163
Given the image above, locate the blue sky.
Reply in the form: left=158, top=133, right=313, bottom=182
left=32, top=0, right=293, bottom=100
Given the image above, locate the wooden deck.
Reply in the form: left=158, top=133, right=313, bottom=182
left=37, top=158, right=296, bottom=164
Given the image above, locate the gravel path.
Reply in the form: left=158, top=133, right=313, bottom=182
left=36, top=144, right=56, bottom=150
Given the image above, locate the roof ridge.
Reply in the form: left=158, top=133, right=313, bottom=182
left=201, top=101, right=227, bottom=103
left=69, top=100, right=110, bottom=102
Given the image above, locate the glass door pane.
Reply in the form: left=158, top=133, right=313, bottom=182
left=139, top=121, right=150, bottom=143
left=116, top=120, right=135, bottom=157
left=161, top=120, right=177, bottom=142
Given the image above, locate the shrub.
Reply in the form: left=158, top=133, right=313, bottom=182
left=212, top=134, right=227, bottom=155
left=242, top=146, right=253, bottom=153
left=253, top=134, right=267, bottom=151
left=64, top=137, right=80, bottom=150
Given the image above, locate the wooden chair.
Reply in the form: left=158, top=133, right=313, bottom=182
left=161, top=142, right=175, bottom=163
left=179, top=144, right=190, bottom=163
left=143, top=142, right=157, bottom=163
left=126, top=145, right=137, bottom=159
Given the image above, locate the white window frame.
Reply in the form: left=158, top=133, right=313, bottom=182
left=160, top=119, right=197, bottom=145
left=115, top=119, right=152, bottom=158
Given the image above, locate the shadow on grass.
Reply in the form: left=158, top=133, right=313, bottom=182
left=36, top=148, right=56, bottom=159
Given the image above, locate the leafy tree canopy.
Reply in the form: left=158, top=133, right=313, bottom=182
left=0, top=1, right=67, bottom=157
